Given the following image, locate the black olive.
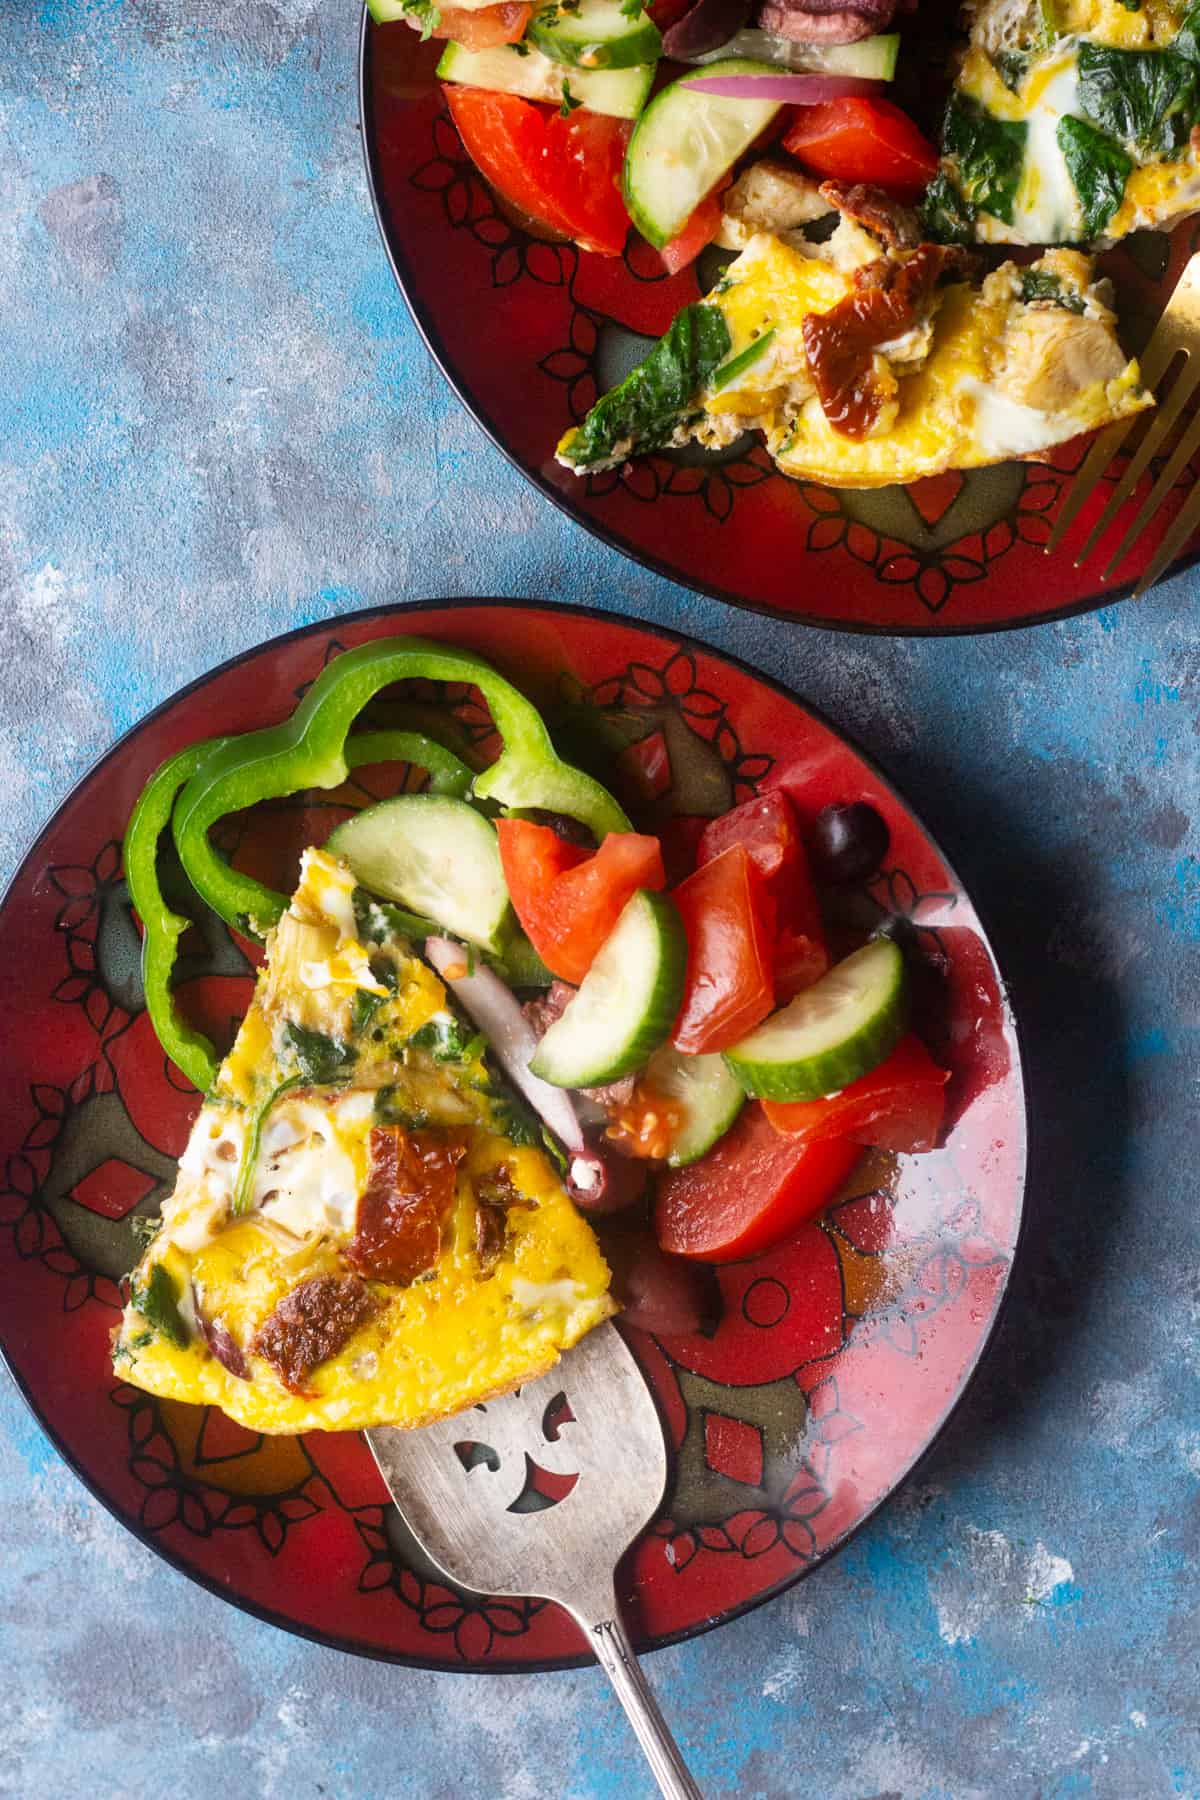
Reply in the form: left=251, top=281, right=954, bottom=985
left=812, top=802, right=890, bottom=885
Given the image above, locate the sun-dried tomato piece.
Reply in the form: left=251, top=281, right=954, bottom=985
left=251, top=1274, right=378, bottom=1394
left=344, top=1127, right=466, bottom=1287
left=802, top=244, right=972, bottom=438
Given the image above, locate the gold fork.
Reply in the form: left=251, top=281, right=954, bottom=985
left=1045, top=250, right=1200, bottom=595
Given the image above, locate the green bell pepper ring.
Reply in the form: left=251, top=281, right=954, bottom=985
left=124, top=738, right=231, bottom=1094
left=126, top=722, right=476, bottom=1091
left=344, top=730, right=472, bottom=798
left=172, top=638, right=630, bottom=937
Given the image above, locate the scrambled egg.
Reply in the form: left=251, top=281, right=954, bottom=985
left=941, top=0, right=1200, bottom=242
left=114, top=848, right=614, bottom=1434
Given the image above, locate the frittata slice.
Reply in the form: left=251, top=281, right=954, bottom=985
left=113, top=848, right=614, bottom=1434
left=556, top=200, right=1150, bottom=489
left=928, top=0, right=1200, bottom=243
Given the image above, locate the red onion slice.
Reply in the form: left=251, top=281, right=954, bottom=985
left=194, top=1287, right=251, bottom=1380
left=424, top=936, right=585, bottom=1154
left=683, top=71, right=883, bottom=98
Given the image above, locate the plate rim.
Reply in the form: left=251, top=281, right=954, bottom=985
left=0, top=594, right=1031, bottom=1671
left=356, top=13, right=1200, bottom=636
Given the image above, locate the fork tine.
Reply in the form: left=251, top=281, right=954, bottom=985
left=1043, top=329, right=1181, bottom=556
left=1043, top=418, right=1139, bottom=555
left=1102, top=380, right=1200, bottom=576
left=1131, top=468, right=1200, bottom=596
left=1078, top=347, right=1199, bottom=566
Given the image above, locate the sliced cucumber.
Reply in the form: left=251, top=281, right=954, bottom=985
left=528, top=0, right=662, bottom=71
left=622, top=59, right=781, bottom=249
left=688, top=30, right=899, bottom=79
left=723, top=937, right=906, bottom=1102
left=529, top=891, right=686, bottom=1088
left=645, top=1044, right=745, bottom=1167
left=327, top=795, right=511, bottom=953
left=437, top=42, right=655, bottom=119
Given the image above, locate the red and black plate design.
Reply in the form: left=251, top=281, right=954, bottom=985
left=0, top=601, right=1026, bottom=1669
left=362, top=21, right=1200, bottom=632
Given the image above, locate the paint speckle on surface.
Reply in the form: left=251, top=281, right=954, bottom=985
left=2, top=2, right=1200, bottom=1796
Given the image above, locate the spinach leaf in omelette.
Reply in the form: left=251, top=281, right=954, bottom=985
left=1057, top=116, right=1134, bottom=237
left=130, top=1261, right=189, bottom=1348
left=1018, top=268, right=1087, bottom=311
left=558, top=304, right=732, bottom=469
left=284, top=1020, right=357, bottom=1084
left=1077, top=41, right=1199, bottom=158
left=921, top=169, right=978, bottom=243
left=942, top=95, right=1028, bottom=226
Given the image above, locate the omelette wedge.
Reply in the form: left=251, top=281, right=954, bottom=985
left=556, top=179, right=1150, bottom=489
left=113, top=847, right=614, bottom=1434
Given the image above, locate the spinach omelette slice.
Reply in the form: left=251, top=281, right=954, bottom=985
left=113, top=847, right=614, bottom=1434
left=928, top=0, right=1200, bottom=243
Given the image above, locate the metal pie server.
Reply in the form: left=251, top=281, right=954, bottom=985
left=367, top=1321, right=702, bottom=1799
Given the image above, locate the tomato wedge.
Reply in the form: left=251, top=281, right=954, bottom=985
left=497, top=818, right=666, bottom=985
left=698, top=790, right=829, bottom=1000
left=660, top=177, right=730, bottom=275
left=431, top=2, right=530, bottom=46
left=671, top=844, right=775, bottom=1054
left=763, top=1033, right=949, bottom=1153
left=782, top=98, right=940, bottom=199
left=443, top=87, right=631, bottom=256
left=656, top=1103, right=861, bottom=1261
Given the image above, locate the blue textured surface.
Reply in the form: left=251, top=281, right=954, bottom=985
left=3, top=3, right=1199, bottom=1795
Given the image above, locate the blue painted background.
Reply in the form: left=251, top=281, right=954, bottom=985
left=2, top=3, right=1199, bottom=1794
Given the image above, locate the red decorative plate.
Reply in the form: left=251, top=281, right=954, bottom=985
left=0, top=601, right=1025, bottom=1669
left=361, top=22, right=1200, bottom=633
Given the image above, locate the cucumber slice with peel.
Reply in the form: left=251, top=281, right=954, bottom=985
left=622, top=59, right=781, bottom=249
left=723, top=937, right=906, bottom=1102
left=645, top=1044, right=745, bottom=1167
left=327, top=795, right=511, bottom=952
left=437, top=42, right=655, bottom=119
left=529, top=891, right=687, bottom=1088
left=528, top=0, right=662, bottom=71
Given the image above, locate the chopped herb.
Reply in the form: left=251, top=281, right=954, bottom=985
left=130, top=1263, right=188, bottom=1348
left=130, top=1213, right=162, bottom=1250
left=941, top=94, right=1027, bottom=225
left=1018, top=267, right=1087, bottom=311
left=513, top=39, right=531, bottom=54
left=113, top=1328, right=154, bottom=1367
left=403, top=0, right=442, bottom=39
left=409, top=1015, right=474, bottom=1061
left=620, top=0, right=644, bottom=13
left=1077, top=40, right=1197, bottom=158
left=560, top=79, right=583, bottom=118
left=284, top=1021, right=356, bottom=1084
left=488, top=1091, right=542, bottom=1147
left=1057, top=115, right=1133, bottom=237
left=351, top=987, right=386, bottom=1035
left=540, top=1126, right=569, bottom=1174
